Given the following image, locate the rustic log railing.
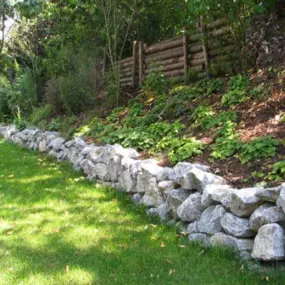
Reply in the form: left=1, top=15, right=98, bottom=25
left=118, top=18, right=239, bottom=87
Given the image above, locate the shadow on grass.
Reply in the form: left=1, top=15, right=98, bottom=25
left=1, top=141, right=285, bottom=284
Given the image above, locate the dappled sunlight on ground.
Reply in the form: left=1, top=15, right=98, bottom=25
left=1, top=141, right=285, bottom=284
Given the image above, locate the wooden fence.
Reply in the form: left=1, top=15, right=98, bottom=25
left=119, top=18, right=239, bottom=87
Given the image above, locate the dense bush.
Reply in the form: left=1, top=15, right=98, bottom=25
left=239, top=136, right=279, bottom=164
left=222, top=74, right=250, bottom=107
left=0, top=76, right=12, bottom=122
left=29, top=104, right=54, bottom=125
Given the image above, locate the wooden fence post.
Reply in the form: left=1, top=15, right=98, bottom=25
left=183, top=27, right=189, bottom=83
left=138, top=41, right=145, bottom=86
left=200, top=16, right=209, bottom=76
left=132, top=41, right=139, bottom=88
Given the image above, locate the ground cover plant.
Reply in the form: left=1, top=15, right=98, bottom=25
left=2, top=140, right=285, bottom=284
left=22, top=67, right=285, bottom=188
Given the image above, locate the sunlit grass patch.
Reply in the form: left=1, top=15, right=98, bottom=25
left=0, top=140, right=285, bottom=284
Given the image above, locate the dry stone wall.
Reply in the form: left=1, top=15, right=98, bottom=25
left=1, top=124, right=285, bottom=262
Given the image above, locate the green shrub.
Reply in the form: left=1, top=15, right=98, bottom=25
left=196, top=78, right=224, bottom=95
left=222, top=89, right=248, bottom=107
left=222, top=74, right=250, bottom=107
left=239, top=136, right=279, bottom=164
left=169, top=85, right=201, bottom=99
left=267, top=161, right=285, bottom=182
left=211, top=136, right=242, bottom=159
left=185, top=67, right=198, bottom=83
left=13, top=106, right=27, bottom=131
left=142, top=67, right=165, bottom=98
left=169, top=138, right=203, bottom=163
left=88, top=117, right=106, bottom=136
left=147, top=121, right=185, bottom=138
left=56, top=53, right=96, bottom=114
left=48, top=117, right=61, bottom=131
left=0, top=75, right=12, bottom=121
left=190, top=105, right=215, bottom=129
left=44, top=77, right=61, bottom=112
left=249, top=83, right=267, bottom=100
left=216, top=121, right=237, bottom=138
left=60, top=116, right=78, bottom=137
left=107, top=107, right=125, bottom=124
left=9, top=68, right=38, bottom=116
left=29, top=104, right=54, bottom=125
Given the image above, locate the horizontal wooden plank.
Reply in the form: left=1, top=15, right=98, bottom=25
left=190, top=57, right=205, bottom=66
left=145, top=57, right=183, bottom=68
left=164, top=68, right=185, bottom=78
left=145, top=47, right=184, bottom=63
left=189, top=43, right=203, bottom=53
left=210, top=54, right=239, bottom=63
left=120, top=69, right=133, bottom=78
left=119, top=77, right=132, bottom=83
left=207, top=26, right=231, bottom=38
left=187, top=64, right=204, bottom=73
left=120, top=61, right=133, bottom=69
left=121, top=82, right=133, bottom=87
left=206, top=19, right=227, bottom=31
left=148, top=35, right=182, bottom=49
left=145, top=62, right=184, bottom=74
left=189, top=51, right=204, bottom=60
left=120, top=56, right=133, bottom=64
left=208, top=45, right=236, bottom=57
left=145, top=38, right=183, bottom=55
left=189, top=32, right=203, bottom=43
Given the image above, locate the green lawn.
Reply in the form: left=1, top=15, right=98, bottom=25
left=0, top=140, right=285, bottom=285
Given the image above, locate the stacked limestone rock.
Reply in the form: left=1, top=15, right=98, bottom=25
left=1, top=124, right=285, bottom=261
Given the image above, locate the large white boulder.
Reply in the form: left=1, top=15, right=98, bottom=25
left=249, top=203, right=285, bottom=231
left=256, top=185, right=282, bottom=203
left=176, top=192, right=203, bottom=222
left=202, top=184, right=234, bottom=208
left=221, top=213, right=255, bottom=238
left=197, top=205, right=226, bottom=235
left=177, top=168, right=227, bottom=192
left=229, top=188, right=263, bottom=217
left=251, top=223, right=285, bottom=261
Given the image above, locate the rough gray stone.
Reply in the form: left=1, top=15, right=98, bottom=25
left=158, top=180, right=176, bottom=192
left=221, top=213, right=255, bottom=238
left=186, top=221, right=199, bottom=234
left=229, top=188, right=263, bottom=217
left=38, top=140, right=47, bottom=152
left=136, top=160, right=165, bottom=193
left=178, top=168, right=227, bottom=191
left=202, top=184, right=233, bottom=208
left=236, top=238, right=254, bottom=252
left=210, top=233, right=237, bottom=249
left=83, top=160, right=97, bottom=179
left=276, top=186, right=285, bottom=213
left=197, top=205, right=226, bottom=235
left=132, top=193, right=143, bottom=204
left=168, top=162, right=211, bottom=182
left=188, top=233, right=210, bottom=246
left=141, top=177, right=164, bottom=207
left=249, top=203, right=285, bottom=231
left=166, top=188, right=190, bottom=211
left=94, top=163, right=109, bottom=181
left=177, top=192, right=203, bottom=222
left=211, top=233, right=254, bottom=252
left=251, top=223, right=285, bottom=261
left=156, top=203, right=171, bottom=221
left=119, top=170, right=135, bottom=193
left=48, top=137, right=65, bottom=151
left=255, top=186, right=282, bottom=202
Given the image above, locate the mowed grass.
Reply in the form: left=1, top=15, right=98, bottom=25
left=1, top=141, right=285, bottom=285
